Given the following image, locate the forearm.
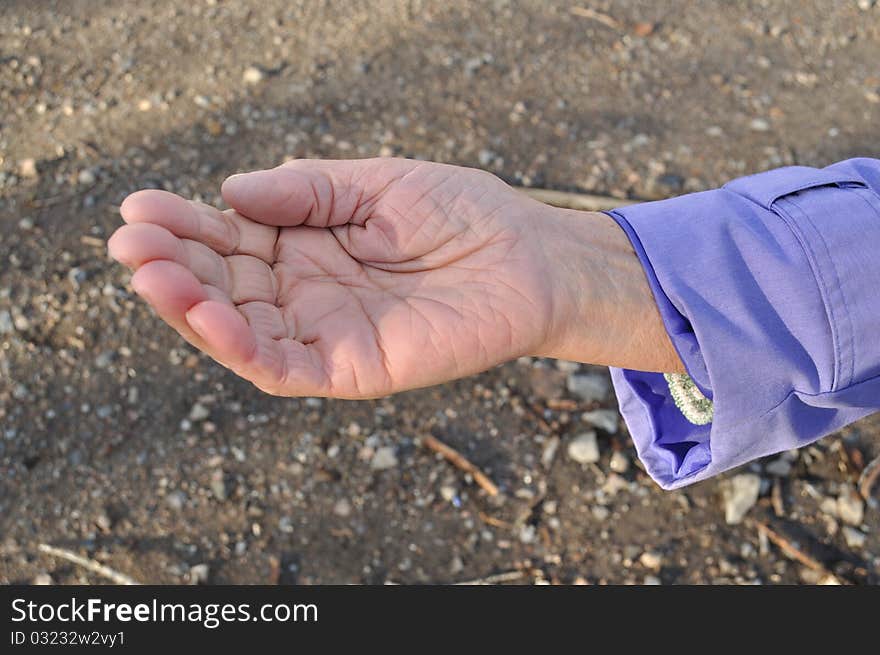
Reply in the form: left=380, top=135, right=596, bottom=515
left=533, top=205, right=685, bottom=373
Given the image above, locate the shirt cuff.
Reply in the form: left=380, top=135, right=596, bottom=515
left=606, top=159, right=880, bottom=489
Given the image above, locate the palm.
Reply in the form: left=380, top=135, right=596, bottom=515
left=110, top=159, right=552, bottom=398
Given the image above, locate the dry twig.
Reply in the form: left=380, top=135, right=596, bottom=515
left=839, top=443, right=865, bottom=478
left=546, top=398, right=578, bottom=411
left=526, top=402, right=554, bottom=435
left=37, top=543, right=140, bottom=585
left=569, top=6, right=622, bottom=31
left=28, top=195, right=66, bottom=209
left=754, top=523, right=841, bottom=584
left=858, top=454, right=880, bottom=501
left=80, top=235, right=106, bottom=248
left=517, top=186, right=633, bottom=212
left=771, top=479, right=785, bottom=517
left=478, top=511, right=514, bottom=530
left=420, top=435, right=499, bottom=496
left=454, top=570, right=528, bottom=585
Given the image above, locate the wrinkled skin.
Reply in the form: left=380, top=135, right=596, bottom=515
left=109, top=159, right=562, bottom=398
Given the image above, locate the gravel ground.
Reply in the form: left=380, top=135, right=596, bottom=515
left=1, top=0, right=878, bottom=585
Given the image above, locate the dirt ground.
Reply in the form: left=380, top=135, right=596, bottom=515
left=1, top=0, right=878, bottom=585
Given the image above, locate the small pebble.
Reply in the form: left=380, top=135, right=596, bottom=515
left=721, top=474, right=762, bottom=524
left=764, top=457, right=792, bottom=477
left=477, top=149, right=496, bottom=167
left=371, top=446, right=398, bottom=470
left=190, top=563, right=210, bottom=584
left=836, top=487, right=864, bottom=526
left=609, top=451, right=630, bottom=474
left=592, top=505, right=610, bottom=521
left=243, top=66, right=265, bottom=84
left=96, top=512, right=112, bottom=532
left=0, top=310, right=13, bottom=334
left=77, top=168, right=96, bottom=185
left=566, top=373, right=610, bottom=402
left=333, top=499, right=352, bottom=517
left=581, top=409, right=619, bottom=434
left=440, top=485, right=457, bottom=503
left=632, top=21, right=655, bottom=37
left=519, top=525, right=536, bottom=544
left=603, top=473, right=630, bottom=496
left=841, top=526, right=866, bottom=549
left=210, top=470, right=227, bottom=500
left=639, top=551, right=663, bottom=571
left=189, top=402, right=210, bottom=422
left=541, top=436, right=560, bottom=468
left=166, top=491, right=186, bottom=511
left=567, top=431, right=600, bottom=464
left=33, top=573, right=53, bottom=585
left=19, top=158, right=38, bottom=178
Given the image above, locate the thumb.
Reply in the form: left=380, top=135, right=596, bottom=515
left=220, top=158, right=417, bottom=228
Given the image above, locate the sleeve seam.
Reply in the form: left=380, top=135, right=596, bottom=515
left=777, top=195, right=854, bottom=391
left=724, top=190, right=837, bottom=394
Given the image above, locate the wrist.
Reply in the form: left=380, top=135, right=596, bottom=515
left=533, top=204, right=684, bottom=373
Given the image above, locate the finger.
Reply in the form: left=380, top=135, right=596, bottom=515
left=120, top=189, right=278, bottom=262
left=129, top=259, right=212, bottom=352
left=220, top=158, right=420, bottom=228
left=110, top=223, right=277, bottom=304
left=127, top=260, right=237, bottom=370
left=185, top=298, right=331, bottom=397
left=185, top=300, right=318, bottom=394
left=184, top=300, right=258, bottom=370
left=108, top=222, right=182, bottom=269
left=109, top=222, right=206, bottom=275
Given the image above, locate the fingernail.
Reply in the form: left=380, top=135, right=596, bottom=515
left=185, top=306, right=207, bottom=337
left=221, top=173, right=247, bottom=195
left=130, top=273, right=147, bottom=298
left=106, top=235, right=118, bottom=261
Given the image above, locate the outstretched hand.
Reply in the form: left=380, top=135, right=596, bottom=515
left=109, top=158, right=682, bottom=398
left=110, top=159, right=567, bottom=398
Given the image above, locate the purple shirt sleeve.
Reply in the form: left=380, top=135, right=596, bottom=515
left=606, top=158, right=880, bottom=489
